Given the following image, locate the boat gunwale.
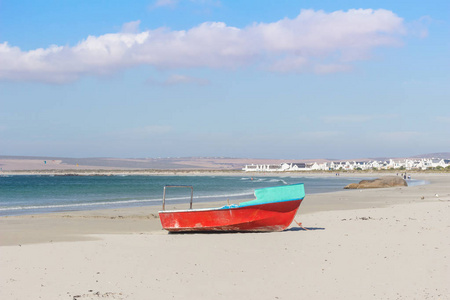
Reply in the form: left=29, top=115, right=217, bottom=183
left=158, top=197, right=304, bottom=214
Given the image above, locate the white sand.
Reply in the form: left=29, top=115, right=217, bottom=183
left=1, top=174, right=449, bottom=299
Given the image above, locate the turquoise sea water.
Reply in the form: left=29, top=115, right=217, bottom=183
left=0, top=175, right=425, bottom=216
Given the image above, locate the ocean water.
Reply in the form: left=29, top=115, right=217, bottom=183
left=0, top=175, right=426, bottom=216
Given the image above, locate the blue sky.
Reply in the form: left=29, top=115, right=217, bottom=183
left=1, top=0, right=449, bottom=159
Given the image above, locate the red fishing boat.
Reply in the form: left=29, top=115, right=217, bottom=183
left=159, top=183, right=305, bottom=232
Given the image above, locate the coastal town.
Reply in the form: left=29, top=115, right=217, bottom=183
left=243, top=157, right=450, bottom=172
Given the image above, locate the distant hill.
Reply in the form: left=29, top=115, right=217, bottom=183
left=369, top=152, right=450, bottom=161
left=1, top=153, right=449, bottom=171
left=0, top=156, right=306, bottom=171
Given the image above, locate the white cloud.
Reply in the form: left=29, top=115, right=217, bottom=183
left=152, top=0, right=178, bottom=9
left=269, top=56, right=308, bottom=72
left=0, top=9, right=407, bottom=83
left=146, top=74, right=210, bottom=85
left=314, top=63, right=352, bottom=74
left=121, top=20, right=141, bottom=33
left=408, top=15, right=431, bottom=38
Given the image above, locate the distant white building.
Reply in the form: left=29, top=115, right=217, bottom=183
left=242, top=164, right=282, bottom=172
left=242, top=157, right=450, bottom=172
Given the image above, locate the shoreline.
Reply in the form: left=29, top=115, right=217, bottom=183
left=0, top=172, right=425, bottom=219
left=0, top=173, right=447, bottom=247
left=0, top=172, right=380, bottom=218
left=1, top=168, right=448, bottom=176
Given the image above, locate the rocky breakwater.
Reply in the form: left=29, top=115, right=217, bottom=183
left=344, top=176, right=408, bottom=189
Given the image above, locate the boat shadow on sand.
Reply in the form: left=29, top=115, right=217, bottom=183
left=284, top=227, right=325, bottom=232
left=167, top=227, right=325, bottom=234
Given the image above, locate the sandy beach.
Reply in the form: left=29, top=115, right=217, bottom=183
left=1, top=173, right=449, bottom=299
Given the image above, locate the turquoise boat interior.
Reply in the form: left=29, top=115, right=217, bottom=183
left=220, top=183, right=305, bottom=209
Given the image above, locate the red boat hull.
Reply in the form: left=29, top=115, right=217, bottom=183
left=159, top=199, right=303, bottom=232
